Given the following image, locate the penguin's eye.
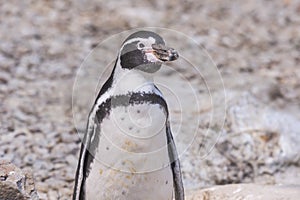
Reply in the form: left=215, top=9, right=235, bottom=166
left=137, top=43, right=145, bottom=49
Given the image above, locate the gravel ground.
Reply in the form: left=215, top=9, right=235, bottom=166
left=0, top=0, right=300, bottom=199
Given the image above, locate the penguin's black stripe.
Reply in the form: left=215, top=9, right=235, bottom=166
left=95, top=60, right=117, bottom=101
left=96, top=92, right=169, bottom=124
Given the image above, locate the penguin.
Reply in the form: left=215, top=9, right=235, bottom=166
left=73, top=30, right=184, bottom=200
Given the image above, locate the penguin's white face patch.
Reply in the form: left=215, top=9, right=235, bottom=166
left=136, top=37, right=156, bottom=50
left=137, top=37, right=161, bottom=63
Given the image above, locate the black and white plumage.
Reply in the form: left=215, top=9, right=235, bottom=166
left=73, top=31, right=184, bottom=200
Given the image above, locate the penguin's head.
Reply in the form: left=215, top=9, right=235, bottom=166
left=119, top=31, right=178, bottom=73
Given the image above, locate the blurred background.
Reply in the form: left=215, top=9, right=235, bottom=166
left=0, top=0, right=299, bottom=199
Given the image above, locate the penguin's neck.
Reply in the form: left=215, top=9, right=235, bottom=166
left=111, top=62, right=155, bottom=95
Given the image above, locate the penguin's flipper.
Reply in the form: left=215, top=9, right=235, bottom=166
left=166, top=121, right=185, bottom=200
left=73, top=118, right=96, bottom=200
left=73, top=68, right=114, bottom=200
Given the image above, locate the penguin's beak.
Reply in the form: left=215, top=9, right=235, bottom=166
left=150, top=44, right=179, bottom=62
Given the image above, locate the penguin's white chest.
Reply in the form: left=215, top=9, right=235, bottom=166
left=85, top=103, right=173, bottom=200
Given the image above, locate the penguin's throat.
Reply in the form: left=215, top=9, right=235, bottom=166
left=112, top=67, right=155, bottom=95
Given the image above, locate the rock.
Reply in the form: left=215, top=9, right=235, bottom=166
left=23, top=169, right=39, bottom=200
left=186, top=184, right=300, bottom=200
left=212, top=92, right=300, bottom=184
left=0, top=182, right=27, bottom=200
left=0, top=160, right=39, bottom=200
